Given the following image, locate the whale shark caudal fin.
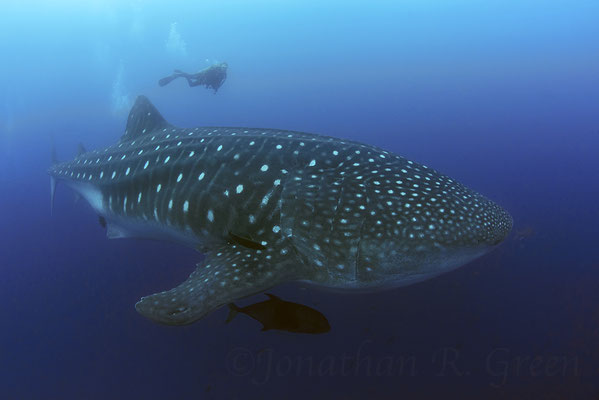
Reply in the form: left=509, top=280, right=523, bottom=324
left=120, top=95, right=172, bottom=142
left=50, top=177, right=57, bottom=215
left=135, top=244, right=298, bottom=325
left=50, top=144, right=58, bottom=215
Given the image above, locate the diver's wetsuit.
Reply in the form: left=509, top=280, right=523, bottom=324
left=158, top=62, right=228, bottom=93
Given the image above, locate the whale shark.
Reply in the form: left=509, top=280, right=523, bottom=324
left=49, top=96, right=512, bottom=325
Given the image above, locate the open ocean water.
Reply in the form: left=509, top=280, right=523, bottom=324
left=1, top=1, right=598, bottom=399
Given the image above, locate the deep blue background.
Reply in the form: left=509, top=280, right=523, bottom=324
left=1, top=1, right=598, bottom=398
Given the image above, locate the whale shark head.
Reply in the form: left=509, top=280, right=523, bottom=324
left=352, top=177, right=513, bottom=288
left=276, top=144, right=513, bottom=290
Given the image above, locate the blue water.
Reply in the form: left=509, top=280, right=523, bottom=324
left=1, top=1, right=598, bottom=398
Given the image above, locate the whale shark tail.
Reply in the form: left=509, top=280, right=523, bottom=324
left=50, top=142, right=58, bottom=215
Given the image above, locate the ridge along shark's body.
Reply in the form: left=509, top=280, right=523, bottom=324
left=49, top=96, right=512, bottom=325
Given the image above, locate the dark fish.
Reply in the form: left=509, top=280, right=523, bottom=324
left=227, top=231, right=266, bottom=250
left=226, top=294, right=330, bottom=334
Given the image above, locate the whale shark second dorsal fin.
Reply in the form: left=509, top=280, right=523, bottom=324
left=121, top=96, right=171, bottom=142
left=77, top=143, right=87, bottom=156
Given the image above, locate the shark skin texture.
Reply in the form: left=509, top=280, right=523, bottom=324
left=49, top=96, right=512, bottom=325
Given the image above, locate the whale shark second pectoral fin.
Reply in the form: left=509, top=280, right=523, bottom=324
left=134, top=244, right=299, bottom=325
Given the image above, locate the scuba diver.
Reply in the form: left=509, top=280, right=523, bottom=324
left=158, top=62, right=228, bottom=93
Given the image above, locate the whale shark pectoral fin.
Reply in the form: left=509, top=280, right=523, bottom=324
left=135, top=245, right=296, bottom=325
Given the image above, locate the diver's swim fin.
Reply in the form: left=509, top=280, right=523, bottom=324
left=158, top=74, right=180, bottom=87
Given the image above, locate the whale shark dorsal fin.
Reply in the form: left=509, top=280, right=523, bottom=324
left=121, top=95, right=171, bottom=142
left=77, top=143, right=87, bottom=156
